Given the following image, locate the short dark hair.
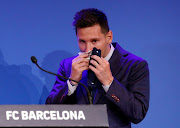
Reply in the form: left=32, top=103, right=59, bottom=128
left=72, top=8, right=110, bottom=35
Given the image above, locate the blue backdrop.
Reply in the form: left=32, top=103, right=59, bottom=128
left=0, top=0, right=179, bottom=127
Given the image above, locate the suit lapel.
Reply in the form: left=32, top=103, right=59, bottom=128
left=109, top=43, right=129, bottom=77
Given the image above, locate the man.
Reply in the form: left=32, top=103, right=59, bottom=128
left=46, top=8, right=150, bottom=128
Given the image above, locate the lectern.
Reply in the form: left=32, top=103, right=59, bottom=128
left=0, top=104, right=109, bottom=127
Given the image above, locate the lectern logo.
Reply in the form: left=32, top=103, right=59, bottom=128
left=6, top=110, right=86, bottom=120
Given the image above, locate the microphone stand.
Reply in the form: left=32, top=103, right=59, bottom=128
left=31, top=56, right=93, bottom=104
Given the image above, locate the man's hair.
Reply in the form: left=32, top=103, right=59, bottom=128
left=72, top=8, right=110, bottom=35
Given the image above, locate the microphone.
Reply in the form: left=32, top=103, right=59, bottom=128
left=31, top=56, right=93, bottom=104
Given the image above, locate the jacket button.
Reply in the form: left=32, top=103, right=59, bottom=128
left=112, top=94, right=115, bottom=98
left=116, top=99, right=120, bottom=102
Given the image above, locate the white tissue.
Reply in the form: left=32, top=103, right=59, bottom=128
left=78, top=50, right=92, bottom=60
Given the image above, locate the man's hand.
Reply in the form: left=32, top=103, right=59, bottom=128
left=70, top=53, right=89, bottom=85
left=89, top=55, right=114, bottom=86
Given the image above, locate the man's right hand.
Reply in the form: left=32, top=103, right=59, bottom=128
left=69, top=53, right=89, bottom=85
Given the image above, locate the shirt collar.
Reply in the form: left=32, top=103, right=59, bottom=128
left=104, top=43, right=114, bottom=61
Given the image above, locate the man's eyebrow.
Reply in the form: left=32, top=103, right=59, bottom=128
left=78, top=38, right=100, bottom=41
left=91, top=38, right=99, bottom=41
left=78, top=39, right=85, bottom=41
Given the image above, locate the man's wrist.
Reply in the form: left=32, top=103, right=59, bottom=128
left=103, top=77, right=114, bottom=86
left=69, top=80, right=78, bottom=86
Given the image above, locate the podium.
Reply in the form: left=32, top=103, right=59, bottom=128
left=0, top=104, right=109, bottom=127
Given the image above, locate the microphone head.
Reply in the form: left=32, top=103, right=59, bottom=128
left=31, top=56, right=37, bottom=64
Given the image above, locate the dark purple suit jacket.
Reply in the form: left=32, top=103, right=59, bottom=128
left=46, top=43, right=150, bottom=128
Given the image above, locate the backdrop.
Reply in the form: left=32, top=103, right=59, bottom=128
left=0, top=0, right=179, bottom=127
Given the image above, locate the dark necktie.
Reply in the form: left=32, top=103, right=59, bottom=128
left=87, top=69, right=99, bottom=100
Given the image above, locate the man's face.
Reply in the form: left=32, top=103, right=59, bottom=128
left=76, top=24, right=113, bottom=58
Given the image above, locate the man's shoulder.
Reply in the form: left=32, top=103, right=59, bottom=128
left=58, top=55, right=77, bottom=73
left=123, top=49, right=149, bottom=71
left=127, top=52, right=145, bottom=62
left=113, top=42, right=148, bottom=64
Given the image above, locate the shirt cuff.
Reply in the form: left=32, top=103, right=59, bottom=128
left=102, top=79, right=113, bottom=92
left=67, top=80, right=78, bottom=96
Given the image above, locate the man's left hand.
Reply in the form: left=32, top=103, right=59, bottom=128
left=89, top=55, right=114, bottom=86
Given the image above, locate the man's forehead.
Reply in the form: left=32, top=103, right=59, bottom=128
left=77, top=27, right=106, bottom=40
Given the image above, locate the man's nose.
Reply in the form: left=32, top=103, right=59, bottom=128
left=85, top=43, right=93, bottom=52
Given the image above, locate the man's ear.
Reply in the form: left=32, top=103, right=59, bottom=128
left=106, top=30, right=113, bottom=44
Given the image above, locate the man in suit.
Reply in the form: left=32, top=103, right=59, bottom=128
left=46, top=8, right=150, bottom=128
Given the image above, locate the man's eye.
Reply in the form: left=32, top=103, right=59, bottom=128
left=92, top=40, right=97, bottom=43
left=79, top=40, right=85, bottom=43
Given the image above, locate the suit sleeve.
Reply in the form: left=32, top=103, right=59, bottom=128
left=106, top=60, right=150, bottom=124
left=45, top=59, right=74, bottom=104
